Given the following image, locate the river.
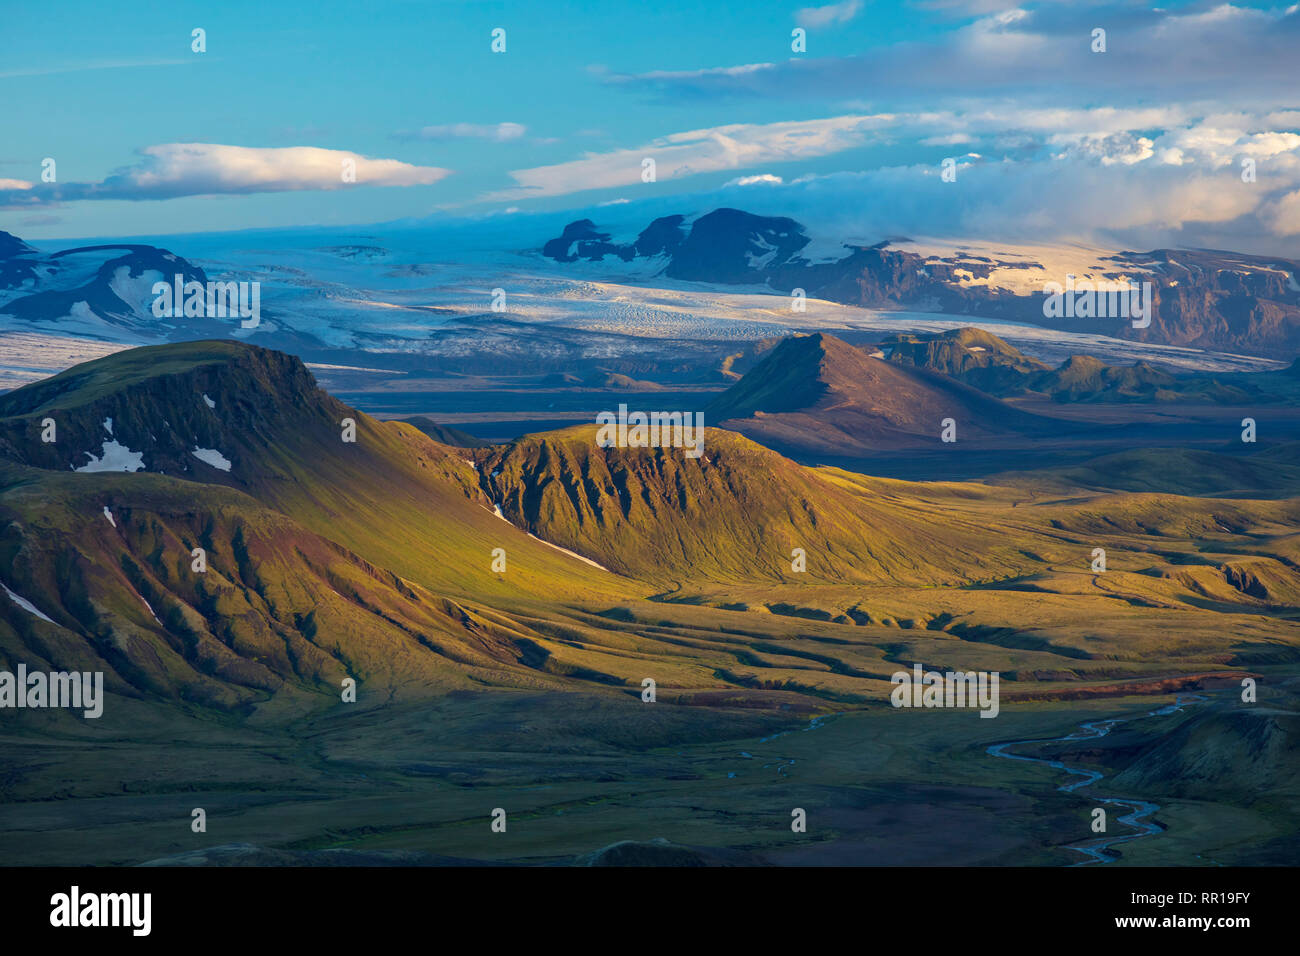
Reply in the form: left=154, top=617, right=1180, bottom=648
left=986, top=694, right=1204, bottom=865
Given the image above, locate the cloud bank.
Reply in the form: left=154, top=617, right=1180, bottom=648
left=0, top=144, right=450, bottom=206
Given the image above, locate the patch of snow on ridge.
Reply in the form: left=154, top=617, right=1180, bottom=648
left=525, top=533, right=611, bottom=572
left=2, top=583, right=56, bottom=623
left=203, top=393, right=216, bottom=409
left=103, top=507, right=116, bottom=527
left=141, top=596, right=162, bottom=625
left=75, top=440, right=144, bottom=473
left=192, top=447, right=232, bottom=471
left=103, top=417, right=113, bottom=434
left=485, top=498, right=609, bottom=571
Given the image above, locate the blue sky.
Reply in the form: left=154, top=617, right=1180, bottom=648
left=4, top=0, right=1300, bottom=254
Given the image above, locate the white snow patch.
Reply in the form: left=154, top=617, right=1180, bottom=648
left=203, top=393, right=216, bottom=409
left=487, top=499, right=609, bottom=570
left=76, top=440, right=145, bottom=473
left=109, top=265, right=166, bottom=314
left=103, top=506, right=116, bottom=527
left=141, top=596, right=162, bottom=625
left=192, top=447, right=232, bottom=471
left=526, top=532, right=611, bottom=572
left=2, top=583, right=56, bottom=623
left=102, top=417, right=113, bottom=435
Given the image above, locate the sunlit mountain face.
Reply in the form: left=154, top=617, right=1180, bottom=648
left=2, top=1, right=1299, bottom=892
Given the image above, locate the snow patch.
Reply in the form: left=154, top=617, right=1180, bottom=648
left=102, top=417, right=113, bottom=435
left=141, top=596, right=162, bottom=625
left=75, top=440, right=145, bottom=473
left=526, top=532, right=611, bottom=572
left=202, top=393, right=216, bottom=409
left=192, top=447, right=232, bottom=471
left=103, top=506, right=116, bottom=527
left=2, top=583, right=56, bottom=624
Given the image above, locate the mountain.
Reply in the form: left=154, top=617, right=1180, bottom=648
left=0, top=233, right=217, bottom=341
left=703, top=332, right=1062, bottom=456
left=542, top=212, right=1300, bottom=359
left=0, top=339, right=1036, bottom=717
left=0, top=342, right=665, bottom=713
left=0, top=341, right=620, bottom=604
left=473, top=423, right=1009, bottom=587
left=882, top=327, right=1050, bottom=395
left=884, top=326, right=1300, bottom=404
left=541, top=215, right=687, bottom=263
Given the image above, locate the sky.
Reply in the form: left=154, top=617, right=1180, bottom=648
left=3, top=0, right=1300, bottom=254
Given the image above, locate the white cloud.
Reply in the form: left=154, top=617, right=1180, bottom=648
left=489, top=114, right=895, bottom=200
left=1264, top=188, right=1300, bottom=236
left=398, top=122, right=527, bottom=142
left=1, top=144, right=451, bottom=204
left=604, top=4, right=1300, bottom=111
left=122, top=144, right=449, bottom=194
left=795, top=1, right=864, bottom=28
left=0, top=179, right=33, bottom=190
left=726, top=174, right=785, bottom=186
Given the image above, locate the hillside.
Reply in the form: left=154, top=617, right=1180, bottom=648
left=473, top=424, right=1024, bottom=587
left=704, top=332, right=1062, bottom=455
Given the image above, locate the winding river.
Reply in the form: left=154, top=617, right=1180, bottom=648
left=986, top=694, right=1204, bottom=865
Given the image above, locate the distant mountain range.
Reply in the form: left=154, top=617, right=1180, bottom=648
left=543, top=208, right=1300, bottom=360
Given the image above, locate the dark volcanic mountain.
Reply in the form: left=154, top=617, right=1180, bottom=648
left=704, top=332, right=1061, bottom=456
left=542, top=211, right=1300, bottom=359
left=542, top=215, right=688, bottom=263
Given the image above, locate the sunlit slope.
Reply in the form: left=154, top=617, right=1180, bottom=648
left=0, top=340, right=625, bottom=604
left=0, top=461, right=626, bottom=717
left=474, top=423, right=1045, bottom=587
left=2, top=340, right=1298, bottom=717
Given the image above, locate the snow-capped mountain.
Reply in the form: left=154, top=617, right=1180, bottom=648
left=542, top=209, right=1300, bottom=359
left=0, top=232, right=216, bottom=342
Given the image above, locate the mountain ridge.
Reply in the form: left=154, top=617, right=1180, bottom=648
left=541, top=211, right=1300, bottom=358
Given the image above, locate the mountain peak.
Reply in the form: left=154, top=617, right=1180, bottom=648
left=0, top=340, right=336, bottom=486
left=706, top=332, right=1059, bottom=455
left=0, top=230, right=38, bottom=260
